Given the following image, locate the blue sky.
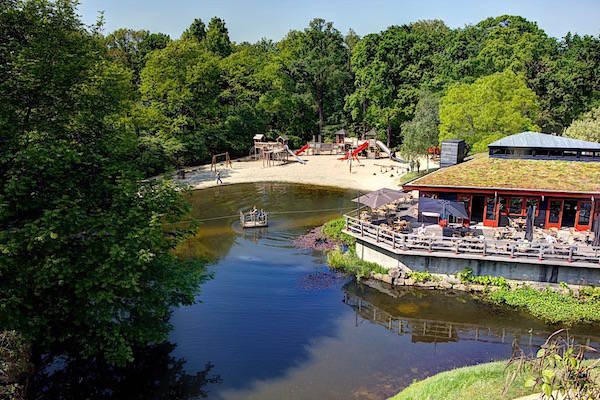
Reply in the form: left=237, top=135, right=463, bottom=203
left=78, top=0, right=600, bottom=41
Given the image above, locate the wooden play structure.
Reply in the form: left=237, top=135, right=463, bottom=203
left=210, top=152, right=232, bottom=172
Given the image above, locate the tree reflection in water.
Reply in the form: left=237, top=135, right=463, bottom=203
left=29, top=343, right=221, bottom=400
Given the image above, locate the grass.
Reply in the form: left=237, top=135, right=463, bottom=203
left=399, top=168, right=438, bottom=185
left=488, top=286, right=600, bottom=325
left=389, top=361, right=534, bottom=400
left=321, top=217, right=355, bottom=246
left=327, top=247, right=387, bottom=280
left=405, top=156, right=600, bottom=192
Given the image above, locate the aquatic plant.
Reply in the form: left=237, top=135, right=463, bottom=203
left=458, top=267, right=509, bottom=288
left=322, top=217, right=355, bottom=246
left=326, top=248, right=386, bottom=280
left=405, top=271, right=436, bottom=283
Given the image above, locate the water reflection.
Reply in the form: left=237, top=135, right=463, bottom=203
left=31, top=343, right=221, bottom=400
left=343, top=280, right=600, bottom=349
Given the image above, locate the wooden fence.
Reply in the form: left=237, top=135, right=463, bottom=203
left=344, top=215, right=600, bottom=266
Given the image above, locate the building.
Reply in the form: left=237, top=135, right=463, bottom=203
left=403, top=132, right=600, bottom=230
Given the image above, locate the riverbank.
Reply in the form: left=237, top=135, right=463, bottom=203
left=176, top=154, right=434, bottom=191
left=389, top=361, right=533, bottom=400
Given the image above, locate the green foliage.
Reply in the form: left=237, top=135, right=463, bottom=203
left=0, top=331, right=30, bottom=400
left=506, top=332, right=600, bottom=400
left=327, top=248, right=386, bottom=280
left=400, top=91, right=440, bottom=159
left=0, top=0, right=207, bottom=366
left=182, top=18, right=206, bottom=42
left=390, top=361, right=534, bottom=400
left=439, top=70, right=540, bottom=152
left=564, top=105, right=600, bottom=143
left=458, top=268, right=509, bottom=288
left=204, top=17, right=232, bottom=57
left=488, top=287, right=600, bottom=325
left=321, top=217, right=355, bottom=246
left=405, top=271, right=436, bottom=283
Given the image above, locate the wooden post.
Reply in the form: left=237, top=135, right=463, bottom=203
left=568, top=246, right=573, bottom=263
left=482, top=240, right=487, bottom=257
left=392, top=231, right=396, bottom=249
left=376, top=227, right=380, bottom=243
left=361, top=221, right=364, bottom=237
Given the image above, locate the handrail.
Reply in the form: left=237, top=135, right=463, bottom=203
left=344, top=215, right=600, bottom=266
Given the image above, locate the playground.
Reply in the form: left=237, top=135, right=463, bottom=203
left=177, top=154, right=433, bottom=191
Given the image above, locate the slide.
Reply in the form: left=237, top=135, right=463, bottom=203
left=339, top=141, right=368, bottom=161
left=296, top=143, right=309, bottom=156
left=285, top=145, right=307, bottom=164
left=376, top=140, right=405, bottom=163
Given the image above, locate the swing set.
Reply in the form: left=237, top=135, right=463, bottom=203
left=210, top=152, right=232, bottom=172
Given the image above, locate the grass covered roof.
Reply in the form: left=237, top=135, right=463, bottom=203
left=404, top=156, right=600, bottom=193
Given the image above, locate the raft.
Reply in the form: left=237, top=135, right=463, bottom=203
left=240, top=210, right=268, bottom=228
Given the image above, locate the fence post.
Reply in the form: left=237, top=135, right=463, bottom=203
left=454, top=240, right=459, bottom=255
left=360, top=221, right=364, bottom=237
left=482, top=240, right=486, bottom=257
left=510, top=243, right=515, bottom=259
left=376, top=227, right=380, bottom=243
left=428, top=237, right=432, bottom=253
left=392, top=232, right=396, bottom=249
left=403, top=235, right=407, bottom=251
left=539, top=246, right=544, bottom=261
left=568, top=246, right=573, bottom=263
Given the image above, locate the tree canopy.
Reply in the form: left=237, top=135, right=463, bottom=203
left=564, top=105, right=600, bottom=143
left=439, top=70, right=540, bottom=152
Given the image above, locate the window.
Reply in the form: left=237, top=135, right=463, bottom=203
left=485, top=197, right=496, bottom=220
left=564, top=150, right=577, bottom=157
left=457, top=194, right=471, bottom=218
left=498, top=197, right=507, bottom=215
left=548, top=200, right=562, bottom=224
left=509, top=198, right=524, bottom=215
left=578, top=201, right=592, bottom=226
left=581, top=151, right=594, bottom=157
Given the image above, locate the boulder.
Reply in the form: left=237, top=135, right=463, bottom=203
left=452, top=283, right=467, bottom=292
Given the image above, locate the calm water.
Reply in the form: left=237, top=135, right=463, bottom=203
left=168, top=183, right=600, bottom=400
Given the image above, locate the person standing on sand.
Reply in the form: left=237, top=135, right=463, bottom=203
left=410, top=159, right=415, bottom=172
left=416, top=159, right=420, bottom=173
left=216, top=170, right=223, bottom=185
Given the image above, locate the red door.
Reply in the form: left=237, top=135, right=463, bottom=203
left=575, top=200, right=593, bottom=231
left=483, top=196, right=498, bottom=227
left=545, top=199, right=563, bottom=229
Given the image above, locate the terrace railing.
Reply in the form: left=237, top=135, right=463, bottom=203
left=344, top=215, right=600, bottom=267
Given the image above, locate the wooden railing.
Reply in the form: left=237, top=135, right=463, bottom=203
left=344, top=215, right=600, bottom=266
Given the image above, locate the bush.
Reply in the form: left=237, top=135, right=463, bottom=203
left=458, top=267, right=509, bottom=288
left=327, top=248, right=386, bottom=280
left=322, top=217, right=355, bottom=246
left=406, top=271, right=435, bottom=283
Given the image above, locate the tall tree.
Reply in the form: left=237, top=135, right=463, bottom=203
left=204, top=17, right=232, bottom=57
left=278, top=18, right=352, bottom=139
left=0, top=0, right=206, bottom=367
left=439, top=70, right=540, bottom=152
left=400, top=91, right=440, bottom=161
left=182, top=18, right=206, bottom=42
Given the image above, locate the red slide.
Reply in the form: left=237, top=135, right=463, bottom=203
left=339, top=141, right=368, bottom=161
left=295, top=143, right=309, bottom=156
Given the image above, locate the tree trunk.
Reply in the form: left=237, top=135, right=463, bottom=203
left=317, top=87, right=324, bottom=143
left=386, top=116, right=391, bottom=151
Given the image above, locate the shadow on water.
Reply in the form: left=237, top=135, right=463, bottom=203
left=30, top=343, right=221, bottom=400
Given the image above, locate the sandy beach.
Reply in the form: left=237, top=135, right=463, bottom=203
left=177, top=154, right=436, bottom=191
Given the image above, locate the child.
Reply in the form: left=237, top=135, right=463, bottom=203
left=216, top=170, right=223, bottom=185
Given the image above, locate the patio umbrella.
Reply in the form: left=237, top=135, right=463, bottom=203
left=352, top=188, right=410, bottom=209
left=593, top=215, right=600, bottom=247
left=418, top=197, right=468, bottom=219
left=525, top=204, right=534, bottom=242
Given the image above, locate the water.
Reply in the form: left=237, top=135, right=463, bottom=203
left=36, top=183, right=600, bottom=399
left=168, top=183, right=600, bottom=399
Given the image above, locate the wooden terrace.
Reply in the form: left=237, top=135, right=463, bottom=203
left=344, top=215, right=600, bottom=268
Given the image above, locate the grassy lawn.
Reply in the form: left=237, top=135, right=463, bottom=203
left=389, top=361, right=534, bottom=400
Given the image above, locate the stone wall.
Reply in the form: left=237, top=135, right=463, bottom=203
left=356, top=239, right=600, bottom=286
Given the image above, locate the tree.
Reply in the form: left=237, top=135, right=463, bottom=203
left=182, top=18, right=206, bottom=42
left=0, top=0, right=207, bottom=367
left=400, top=91, right=440, bottom=161
left=204, top=17, right=232, bottom=57
left=439, top=70, right=540, bottom=152
left=277, top=18, right=352, bottom=139
left=105, top=28, right=170, bottom=84
left=564, top=105, right=600, bottom=142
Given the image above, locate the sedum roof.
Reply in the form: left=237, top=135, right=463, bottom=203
left=404, top=156, right=600, bottom=194
left=488, top=132, right=600, bottom=150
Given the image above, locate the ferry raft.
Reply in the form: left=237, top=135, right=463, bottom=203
left=240, top=210, right=268, bottom=228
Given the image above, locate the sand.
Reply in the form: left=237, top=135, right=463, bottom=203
left=177, top=154, right=436, bottom=191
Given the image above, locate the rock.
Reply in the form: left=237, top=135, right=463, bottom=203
left=445, top=275, right=461, bottom=285
left=439, top=280, right=453, bottom=290
left=453, top=283, right=467, bottom=292
left=381, top=274, right=393, bottom=284
left=469, top=284, right=486, bottom=293
left=422, top=281, right=438, bottom=288
left=394, top=278, right=405, bottom=286
left=388, top=268, right=402, bottom=280
left=404, top=278, right=415, bottom=286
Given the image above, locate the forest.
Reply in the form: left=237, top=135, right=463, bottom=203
left=106, top=9, right=600, bottom=171
left=2, top=0, right=600, bottom=394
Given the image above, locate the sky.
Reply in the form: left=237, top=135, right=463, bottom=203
left=78, top=0, right=600, bottom=42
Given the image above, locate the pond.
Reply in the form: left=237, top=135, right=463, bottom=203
left=168, top=183, right=600, bottom=400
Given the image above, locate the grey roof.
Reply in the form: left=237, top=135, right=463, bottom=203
left=334, top=128, right=348, bottom=136
left=365, top=128, right=377, bottom=137
left=488, top=132, right=600, bottom=150
left=253, top=134, right=266, bottom=140
left=276, top=135, right=288, bottom=141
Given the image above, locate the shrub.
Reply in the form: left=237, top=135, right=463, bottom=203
left=322, top=217, right=355, bottom=246
left=326, top=248, right=386, bottom=280
left=406, top=270, right=435, bottom=283
left=458, top=267, right=509, bottom=288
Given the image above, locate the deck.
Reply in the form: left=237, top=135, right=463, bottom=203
left=344, top=215, right=600, bottom=269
